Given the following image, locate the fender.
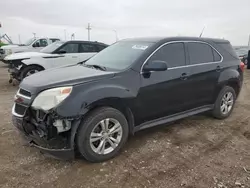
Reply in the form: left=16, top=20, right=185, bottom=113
left=55, top=82, right=138, bottom=118
left=22, top=58, right=52, bottom=70
left=214, top=67, right=242, bottom=101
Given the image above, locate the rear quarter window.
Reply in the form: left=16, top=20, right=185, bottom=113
left=216, top=42, right=239, bottom=59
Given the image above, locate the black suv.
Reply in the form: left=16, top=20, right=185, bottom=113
left=12, top=37, right=244, bottom=162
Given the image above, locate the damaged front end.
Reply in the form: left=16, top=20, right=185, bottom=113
left=8, top=60, right=25, bottom=82
left=12, top=87, right=79, bottom=160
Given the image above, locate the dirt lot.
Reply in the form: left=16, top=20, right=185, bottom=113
left=0, top=63, right=250, bottom=188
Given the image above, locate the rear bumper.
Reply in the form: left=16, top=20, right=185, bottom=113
left=12, top=115, right=75, bottom=160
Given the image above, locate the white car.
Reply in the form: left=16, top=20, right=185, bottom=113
left=0, top=37, right=60, bottom=61
left=7, top=40, right=108, bottom=82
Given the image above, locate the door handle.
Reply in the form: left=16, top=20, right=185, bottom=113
left=180, top=73, right=188, bottom=80
left=216, top=66, right=222, bottom=72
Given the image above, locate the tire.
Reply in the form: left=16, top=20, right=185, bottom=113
left=76, top=107, right=129, bottom=163
left=212, top=86, right=236, bottom=119
left=20, top=65, right=43, bottom=80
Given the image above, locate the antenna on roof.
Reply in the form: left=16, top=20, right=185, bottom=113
left=199, top=26, right=206, bottom=38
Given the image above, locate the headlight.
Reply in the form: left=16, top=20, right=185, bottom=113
left=32, top=86, right=72, bottom=111
left=5, top=49, right=12, bottom=55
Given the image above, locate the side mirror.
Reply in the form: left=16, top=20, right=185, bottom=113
left=143, top=60, right=168, bottom=72
left=33, top=42, right=40, bottom=48
left=58, top=50, right=67, bottom=54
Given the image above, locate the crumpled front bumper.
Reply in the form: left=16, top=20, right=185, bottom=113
left=12, top=115, right=75, bottom=160
left=8, top=67, right=21, bottom=81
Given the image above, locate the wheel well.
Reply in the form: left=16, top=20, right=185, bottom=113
left=226, top=80, right=240, bottom=97
left=86, top=98, right=135, bottom=134
left=24, top=64, right=45, bottom=71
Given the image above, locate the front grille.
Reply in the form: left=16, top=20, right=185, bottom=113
left=14, top=103, right=27, bottom=116
left=19, top=88, right=31, bottom=97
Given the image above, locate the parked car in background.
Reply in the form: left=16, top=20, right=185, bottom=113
left=234, top=46, right=249, bottom=65
left=0, top=37, right=60, bottom=62
left=7, top=40, right=108, bottom=82
left=12, top=37, right=243, bottom=162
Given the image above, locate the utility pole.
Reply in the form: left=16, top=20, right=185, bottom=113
left=112, top=29, right=118, bottom=42
left=32, top=32, right=36, bottom=38
left=64, top=29, right=67, bottom=40
left=86, top=23, right=91, bottom=41
left=18, top=34, right=21, bottom=44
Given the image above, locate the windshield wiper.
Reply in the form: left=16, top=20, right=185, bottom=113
left=78, top=58, right=90, bottom=65
left=82, top=64, right=107, bottom=71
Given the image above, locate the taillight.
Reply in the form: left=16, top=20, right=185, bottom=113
left=240, top=62, right=245, bottom=72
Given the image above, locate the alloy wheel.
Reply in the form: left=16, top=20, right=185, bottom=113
left=90, top=118, right=123, bottom=155
left=220, top=91, right=234, bottom=115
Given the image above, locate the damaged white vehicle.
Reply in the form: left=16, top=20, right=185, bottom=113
left=1, top=37, right=60, bottom=62
left=7, top=41, right=108, bottom=82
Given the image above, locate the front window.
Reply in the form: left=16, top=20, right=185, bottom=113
left=40, top=41, right=65, bottom=53
left=24, top=38, right=36, bottom=46
left=85, top=41, right=153, bottom=70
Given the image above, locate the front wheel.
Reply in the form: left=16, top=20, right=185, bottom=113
left=76, top=107, right=129, bottom=162
left=212, top=86, right=236, bottom=119
left=20, top=65, right=43, bottom=80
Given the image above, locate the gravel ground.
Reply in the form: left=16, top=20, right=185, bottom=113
left=0, top=63, right=250, bottom=188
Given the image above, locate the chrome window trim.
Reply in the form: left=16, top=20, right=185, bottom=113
left=140, top=40, right=223, bottom=73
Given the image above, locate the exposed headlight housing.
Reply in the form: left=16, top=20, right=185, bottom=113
left=32, top=86, right=72, bottom=111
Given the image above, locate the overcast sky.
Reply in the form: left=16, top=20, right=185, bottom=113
left=0, top=0, right=250, bottom=45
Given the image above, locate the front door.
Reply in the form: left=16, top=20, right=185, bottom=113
left=51, top=43, right=80, bottom=68
left=135, top=42, right=194, bottom=124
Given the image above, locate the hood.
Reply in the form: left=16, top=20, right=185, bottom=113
left=20, top=65, right=115, bottom=94
left=4, top=52, right=50, bottom=61
left=1, top=44, right=19, bottom=49
left=10, top=46, right=33, bottom=53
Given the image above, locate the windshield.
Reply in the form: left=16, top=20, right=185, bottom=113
left=24, top=38, right=36, bottom=46
left=85, top=41, right=153, bottom=70
left=40, top=41, right=65, bottom=53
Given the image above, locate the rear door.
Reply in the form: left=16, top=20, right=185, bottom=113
left=186, top=42, right=222, bottom=108
left=78, top=43, right=98, bottom=62
left=136, top=42, right=194, bottom=123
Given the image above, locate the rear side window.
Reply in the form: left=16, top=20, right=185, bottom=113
left=79, top=43, right=97, bottom=53
left=59, top=43, right=79, bottom=53
left=97, top=45, right=107, bottom=52
left=50, top=39, right=60, bottom=43
left=148, top=42, right=186, bottom=68
left=188, top=42, right=214, bottom=64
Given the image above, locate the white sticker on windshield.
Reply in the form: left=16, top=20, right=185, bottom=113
left=132, top=45, right=148, bottom=50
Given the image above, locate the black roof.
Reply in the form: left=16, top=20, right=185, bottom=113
left=64, top=40, right=108, bottom=46
left=122, top=36, right=229, bottom=44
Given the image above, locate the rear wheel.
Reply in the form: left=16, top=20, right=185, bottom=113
left=20, top=65, right=43, bottom=80
left=76, top=107, right=129, bottom=162
left=212, top=86, right=236, bottom=119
